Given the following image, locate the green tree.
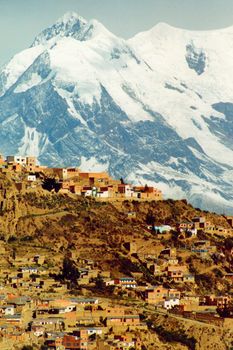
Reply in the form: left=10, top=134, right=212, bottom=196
left=120, top=177, right=125, bottom=184
left=42, top=177, right=60, bottom=192
left=62, top=256, right=80, bottom=287
left=146, top=210, right=155, bottom=226
left=94, top=274, right=105, bottom=291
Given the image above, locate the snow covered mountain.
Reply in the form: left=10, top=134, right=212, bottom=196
left=0, top=12, right=233, bottom=213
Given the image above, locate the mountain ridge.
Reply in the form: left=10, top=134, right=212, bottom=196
left=0, top=12, right=233, bottom=213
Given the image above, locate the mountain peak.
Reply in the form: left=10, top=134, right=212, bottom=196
left=56, top=11, right=87, bottom=26
left=31, top=11, right=87, bottom=47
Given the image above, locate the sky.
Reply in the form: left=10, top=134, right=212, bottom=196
left=1, top=0, right=233, bottom=67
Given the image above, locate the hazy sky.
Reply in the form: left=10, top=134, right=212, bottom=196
left=1, top=0, right=233, bottom=67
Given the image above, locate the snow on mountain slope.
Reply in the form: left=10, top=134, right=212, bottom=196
left=0, top=13, right=233, bottom=213
left=0, top=45, right=44, bottom=96
left=129, top=23, right=233, bottom=166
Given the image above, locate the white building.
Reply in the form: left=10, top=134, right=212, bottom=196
left=7, top=155, right=27, bottom=165
left=1, top=305, right=15, bottom=315
left=84, top=190, right=93, bottom=197
left=28, top=175, right=37, bottom=182
left=96, top=189, right=109, bottom=198
left=163, top=298, right=180, bottom=310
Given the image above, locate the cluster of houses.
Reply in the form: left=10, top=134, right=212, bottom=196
left=145, top=215, right=233, bottom=239
left=0, top=154, right=232, bottom=347
left=177, top=215, right=233, bottom=236
left=0, top=246, right=150, bottom=349
left=0, top=154, right=163, bottom=201
left=0, top=238, right=231, bottom=349
left=0, top=293, right=145, bottom=349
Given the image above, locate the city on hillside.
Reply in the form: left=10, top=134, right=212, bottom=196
left=0, top=154, right=163, bottom=201
left=0, top=153, right=232, bottom=349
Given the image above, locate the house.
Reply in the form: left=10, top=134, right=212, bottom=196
left=20, top=266, right=38, bottom=274
left=50, top=167, right=68, bottom=180
left=3, top=313, right=22, bottom=325
left=69, top=184, right=83, bottom=195
left=66, top=167, right=80, bottom=179
left=18, top=266, right=38, bottom=279
left=166, top=265, right=188, bottom=282
left=153, top=225, right=172, bottom=234
left=179, top=295, right=200, bottom=311
left=202, top=295, right=231, bottom=308
left=205, top=225, right=232, bottom=235
left=79, top=172, right=110, bottom=186
left=62, top=334, right=86, bottom=350
left=183, top=274, right=195, bottom=283
left=106, top=315, right=140, bottom=327
left=167, top=270, right=183, bottom=282
left=0, top=305, right=15, bottom=316
left=146, top=263, right=161, bottom=276
left=70, top=298, right=99, bottom=306
left=192, top=216, right=206, bottom=230
left=132, top=186, right=162, bottom=200
left=80, top=327, right=103, bottom=336
left=44, top=336, right=63, bottom=349
left=31, top=317, right=65, bottom=331
left=33, top=255, right=45, bottom=265
left=117, top=184, right=133, bottom=198
left=6, top=156, right=27, bottom=166
left=124, top=242, right=137, bottom=254
left=27, top=175, right=37, bottom=182
left=26, top=156, right=37, bottom=171
left=96, top=187, right=109, bottom=198
left=159, top=248, right=176, bottom=258
left=114, top=277, right=137, bottom=288
left=163, top=298, right=180, bottom=310
left=177, top=221, right=194, bottom=231
left=82, top=187, right=94, bottom=197
left=31, top=325, right=45, bottom=337
left=167, top=258, right=179, bottom=265
left=126, top=212, right=137, bottom=219
left=49, top=304, right=76, bottom=314
left=144, top=286, right=180, bottom=305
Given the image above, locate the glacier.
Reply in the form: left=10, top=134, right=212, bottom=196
left=0, top=12, right=233, bottom=213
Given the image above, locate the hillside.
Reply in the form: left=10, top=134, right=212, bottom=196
left=0, top=172, right=232, bottom=291
left=0, top=172, right=232, bottom=349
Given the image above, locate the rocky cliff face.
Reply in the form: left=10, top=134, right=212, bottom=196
left=0, top=13, right=233, bottom=212
left=150, top=313, right=233, bottom=350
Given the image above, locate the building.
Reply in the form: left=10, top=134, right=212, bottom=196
left=133, top=186, right=162, bottom=200
left=144, top=286, right=180, bottom=305
left=27, top=175, right=37, bottom=182
left=6, top=156, right=37, bottom=169
left=26, top=156, right=37, bottom=171
left=124, top=242, right=137, bottom=254
left=153, top=225, right=172, bottom=234
left=117, top=184, right=133, bottom=198
left=106, top=315, right=140, bottom=327
left=159, top=248, right=177, bottom=258
left=7, top=156, right=26, bottom=166
left=164, top=298, right=180, bottom=310
left=114, top=277, right=137, bottom=288
left=192, top=216, right=206, bottom=230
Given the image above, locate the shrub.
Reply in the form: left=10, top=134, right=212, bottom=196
left=8, top=235, right=17, bottom=243
left=153, top=325, right=196, bottom=350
